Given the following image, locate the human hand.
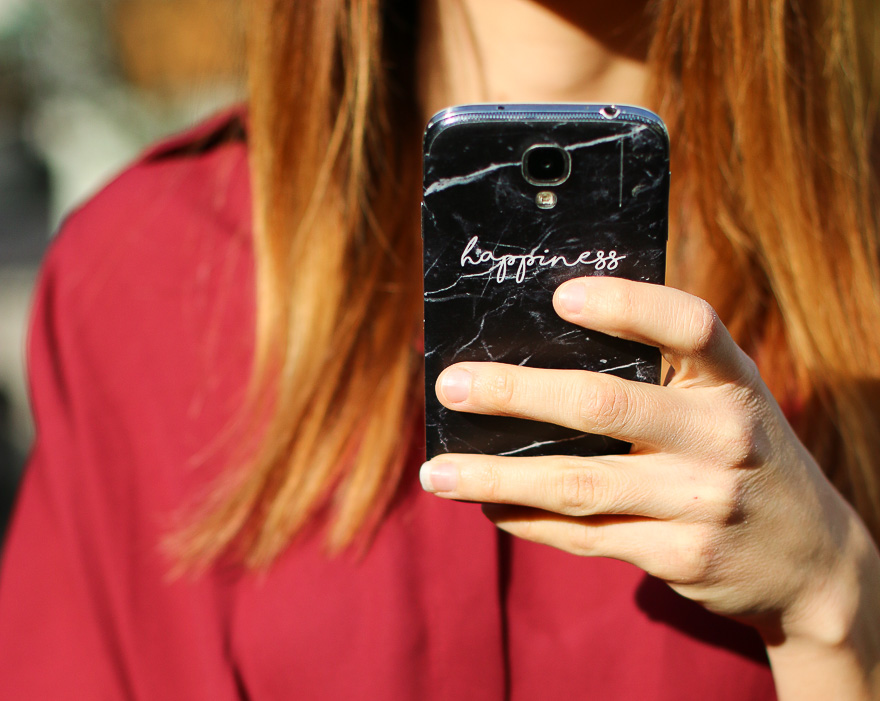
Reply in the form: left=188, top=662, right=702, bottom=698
left=420, top=276, right=879, bottom=650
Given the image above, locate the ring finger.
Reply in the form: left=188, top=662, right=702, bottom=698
left=420, top=453, right=713, bottom=521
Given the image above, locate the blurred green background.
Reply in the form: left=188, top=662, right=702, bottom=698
left=0, top=0, right=245, bottom=540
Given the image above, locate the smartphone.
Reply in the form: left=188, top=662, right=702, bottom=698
left=422, top=104, right=669, bottom=460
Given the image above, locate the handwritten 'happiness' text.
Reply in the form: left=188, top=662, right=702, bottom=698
left=460, top=236, right=625, bottom=283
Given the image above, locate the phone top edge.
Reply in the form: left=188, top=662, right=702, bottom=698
left=424, top=103, right=669, bottom=149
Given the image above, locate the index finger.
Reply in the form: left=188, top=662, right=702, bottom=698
left=553, top=277, right=755, bottom=386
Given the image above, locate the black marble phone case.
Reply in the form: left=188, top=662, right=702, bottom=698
left=423, top=104, right=669, bottom=459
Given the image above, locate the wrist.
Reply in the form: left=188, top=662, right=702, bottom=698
left=762, top=508, right=880, bottom=700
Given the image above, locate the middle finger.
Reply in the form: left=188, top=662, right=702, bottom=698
left=436, top=362, right=700, bottom=450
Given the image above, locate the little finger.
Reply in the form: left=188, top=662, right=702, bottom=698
left=482, top=504, right=704, bottom=584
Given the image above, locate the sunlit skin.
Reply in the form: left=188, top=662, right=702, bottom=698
left=418, top=0, right=651, bottom=116
left=418, top=1, right=880, bottom=698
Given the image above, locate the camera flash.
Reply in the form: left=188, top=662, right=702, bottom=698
left=536, top=191, right=557, bottom=209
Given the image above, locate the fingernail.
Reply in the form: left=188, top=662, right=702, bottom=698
left=439, top=368, right=472, bottom=403
left=558, top=281, right=586, bottom=313
left=419, top=462, right=458, bottom=493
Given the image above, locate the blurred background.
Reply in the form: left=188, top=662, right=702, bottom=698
left=0, top=0, right=245, bottom=542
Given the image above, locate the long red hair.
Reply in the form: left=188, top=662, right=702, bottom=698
left=180, top=0, right=880, bottom=568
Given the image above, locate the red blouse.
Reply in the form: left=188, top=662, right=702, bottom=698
left=0, top=111, right=777, bottom=700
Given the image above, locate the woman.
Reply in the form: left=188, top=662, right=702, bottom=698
left=0, top=0, right=878, bottom=698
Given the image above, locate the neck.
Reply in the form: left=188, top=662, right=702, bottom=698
left=418, top=0, right=652, bottom=120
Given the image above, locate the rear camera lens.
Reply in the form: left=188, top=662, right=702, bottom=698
left=522, top=145, right=570, bottom=185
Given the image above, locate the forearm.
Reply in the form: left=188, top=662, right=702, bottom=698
left=765, top=518, right=880, bottom=700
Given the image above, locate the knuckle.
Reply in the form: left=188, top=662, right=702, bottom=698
left=557, top=466, right=601, bottom=514
left=714, top=389, right=768, bottom=469
left=478, top=461, right=506, bottom=502
left=577, top=380, right=630, bottom=434
left=688, top=299, right=722, bottom=356
left=693, top=479, right=747, bottom=526
left=570, top=521, right=604, bottom=557
left=668, top=526, right=719, bottom=585
left=721, top=480, right=749, bottom=525
left=482, top=370, right=518, bottom=413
